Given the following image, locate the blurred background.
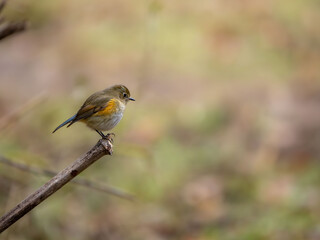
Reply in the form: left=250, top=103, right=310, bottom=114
left=1, top=0, right=320, bottom=239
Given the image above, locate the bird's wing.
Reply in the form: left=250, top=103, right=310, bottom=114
left=67, top=94, right=113, bottom=127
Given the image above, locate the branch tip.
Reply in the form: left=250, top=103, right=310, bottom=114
left=100, top=138, right=113, bottom=155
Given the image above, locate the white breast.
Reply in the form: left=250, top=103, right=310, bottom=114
left=85, top=101, right=126, bottom=132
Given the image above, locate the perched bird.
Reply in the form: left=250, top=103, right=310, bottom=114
left=53, top=84, right=135, bottom=139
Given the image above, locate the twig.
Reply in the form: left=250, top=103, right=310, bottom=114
left=0, top=138, right=113, bottom=233
left=0, top=0, right=7, bottom=14
left=0, top=92, right=46, bottom=131
left=0, top=155, right=135, bottom=201
left=0, top=21, right=26, bottom=40
left=0, top=0, right=26, bottom=41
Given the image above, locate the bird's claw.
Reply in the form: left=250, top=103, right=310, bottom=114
left=103, top=133, right=115, bottom=143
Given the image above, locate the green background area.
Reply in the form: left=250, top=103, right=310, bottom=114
left=1, top=0, right=320, bottom=239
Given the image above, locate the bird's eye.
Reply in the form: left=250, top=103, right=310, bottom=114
left=123, top=93, right=128, bottom=98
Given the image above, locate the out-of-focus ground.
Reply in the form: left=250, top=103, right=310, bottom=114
left=1, top=0, right=320, bottom=239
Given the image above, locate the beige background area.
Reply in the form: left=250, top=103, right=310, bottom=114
left=1, top=0, right=320, bottom=239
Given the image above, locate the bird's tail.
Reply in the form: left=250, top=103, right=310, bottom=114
left=52, top=115, right=76, bottom=133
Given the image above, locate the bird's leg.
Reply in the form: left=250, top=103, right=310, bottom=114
left=95, top=130, right=114, bottom=143
left=95, top=129, right=106, bottom=138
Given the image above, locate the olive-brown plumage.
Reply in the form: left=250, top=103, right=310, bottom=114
left=53, top=85, right=135, bottom=138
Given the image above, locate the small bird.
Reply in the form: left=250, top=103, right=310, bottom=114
left=53, top=84, right=135, bottom=139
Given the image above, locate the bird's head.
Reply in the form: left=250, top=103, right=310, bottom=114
left=104, top=84, right=135, bottom=104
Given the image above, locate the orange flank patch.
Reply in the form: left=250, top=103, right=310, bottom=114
left=94, top=99, right=118, bottom=116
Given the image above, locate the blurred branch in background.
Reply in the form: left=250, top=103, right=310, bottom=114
left=0, top=0, right=26, bottom=41
left=0, top=92, right=46, bottom=131
left=136, top=1, right=160, bottom=97
left=0, top=155, right=135, bottom=201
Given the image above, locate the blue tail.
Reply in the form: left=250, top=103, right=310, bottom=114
left=52, top=115, right=76, bottom=133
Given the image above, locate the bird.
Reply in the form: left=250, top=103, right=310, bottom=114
left=52, top=84, right=135, bottom=139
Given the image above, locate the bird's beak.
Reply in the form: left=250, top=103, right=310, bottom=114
left=128, top=97, right=135, bottom=101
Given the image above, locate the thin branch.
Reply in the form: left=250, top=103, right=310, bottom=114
left=0, top=21, right=26, bottom=40
left=0, top=138, right=113, bottom=233
left=0, top=92, right=46, bottom=131
left=0, top=0, right=7, bottom=14
left=0, top=155, right=135, bottom=201
left=0, top=0, right=26, bottom=41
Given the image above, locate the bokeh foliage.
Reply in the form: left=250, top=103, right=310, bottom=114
left=1, top=0, right=320, bottom=239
